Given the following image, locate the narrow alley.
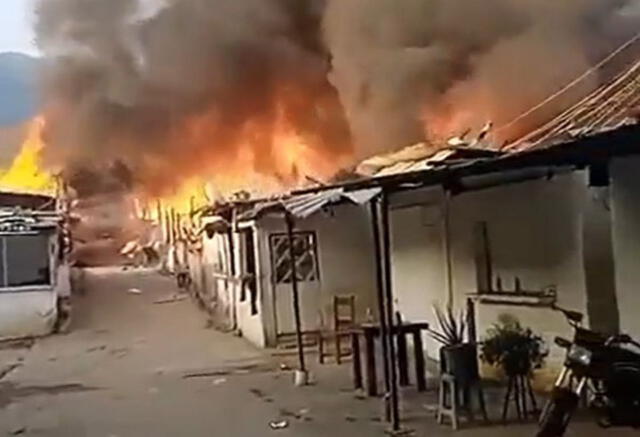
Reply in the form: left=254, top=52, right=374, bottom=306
left=0, top=269, right=634, bottom=436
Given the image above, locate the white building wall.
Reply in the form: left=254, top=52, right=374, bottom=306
left=0, top=291, right=58, bottom=340
left=390, top=173, right=589, bottom=369
left=255, top=203, right=378, bottom=346
left=611, top=156, right=640, bottom=340
left=0, top=233, right=68, bottom=340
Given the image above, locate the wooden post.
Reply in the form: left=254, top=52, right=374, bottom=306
left=370, top=198, right=391, bottom=419
left=285, top=211, right=306, bottom=374
left=396, top=312, right=410, bottom=387
left=413, top=329, right=427, bottom=392
left=380, top=192, right=400, bottom=431
left=467, top=298, right=477, bottom=344
left=351, top=333, right=363, bottom=390
left=443, top=189, right=454, bottom=308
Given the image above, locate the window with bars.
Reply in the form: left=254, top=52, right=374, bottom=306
left=0, top=233, right=52, bottom=291
left=269, top=232, right=319, bottom=284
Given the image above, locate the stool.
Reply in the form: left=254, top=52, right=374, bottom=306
left=437, top=373, right=489, bottom=430
left=502, top=374, right=538, bottom=422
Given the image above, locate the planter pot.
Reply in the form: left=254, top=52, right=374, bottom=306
left=440, top=343, right=479, bottom=384
left=503, top=355, right=532, bottom=377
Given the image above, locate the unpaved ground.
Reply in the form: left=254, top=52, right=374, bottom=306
left=0, top=269, right=633, bottom=436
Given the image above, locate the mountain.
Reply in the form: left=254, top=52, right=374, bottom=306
left=0, top=52, right=39, bottom=126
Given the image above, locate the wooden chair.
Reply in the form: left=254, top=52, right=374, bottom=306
left=318, top=295, right=357, bottom=364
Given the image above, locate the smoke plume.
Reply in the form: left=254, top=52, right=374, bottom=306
left=324, top=0, right=640, bottom=154
left=36, top=0, right=350, bottom=196
left=35, top=0, right=640, bottom=195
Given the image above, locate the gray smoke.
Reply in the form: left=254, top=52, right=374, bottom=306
left=324, top=0, right=640, bottom=155
left=35, top=0, right=640, bottom=193
left=35, top=0, right=350, bottom=195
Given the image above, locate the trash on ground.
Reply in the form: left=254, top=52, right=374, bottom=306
left=183, top=370, right=230, bottom=379
left=86, top=345, right=107, bottom=353
left=127, top=288, right=142, bottom=294
left=212, top=378, right=227, bottom=386
left=279, top=363, right=291, bottom=371
left=269, top=420, right=289, bottom=430
left=153, top=294, right=188, bottom=305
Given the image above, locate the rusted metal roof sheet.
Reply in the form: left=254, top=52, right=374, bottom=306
left=356, top=144, right=502, bottom=178
left=237, top=187, right=382, bottom=221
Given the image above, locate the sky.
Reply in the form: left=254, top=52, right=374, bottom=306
left=0, top=0, right=37, bottom=56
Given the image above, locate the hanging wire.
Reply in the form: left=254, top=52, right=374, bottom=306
left=494, top=31, right=640, bottom=137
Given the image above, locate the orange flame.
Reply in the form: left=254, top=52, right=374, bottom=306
left=141, top=103, right=349, bottom=215
left=0, top=118, right=57, bottom=196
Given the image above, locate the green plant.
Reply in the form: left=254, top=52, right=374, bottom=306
left=480, top=314, right=548, bottom=376
left=427, top=304, right=466, bottom=346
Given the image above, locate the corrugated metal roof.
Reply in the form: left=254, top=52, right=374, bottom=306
left=237, top=187, right=382, bottom=221
left=356, top=144, right=502, bottom=178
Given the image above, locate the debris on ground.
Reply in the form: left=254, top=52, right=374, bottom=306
left=183, top=370, right=230, bottom=379
left=0, top=363, right=22, bottom=381
left=9, top=426, right=26, bottom=435
left=249, top=387, right=273, bottom=403
left=279, top=363, right=291, bottom=371
left=86, top=345, right=107, bottom=353
left=269, top=420, right=289, bottom=430
left=212, top=378, right=227, bottom=386
left=345, top=415, right=357, bottom=422
left=110, top=348, right=130, bottom=359
left=153, top=294, right=188, bottom=305
left=127, top=288, right=142, bottom=295
left=0, top=337, right=35, bottom=351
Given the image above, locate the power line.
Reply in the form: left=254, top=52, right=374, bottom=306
left=495, top=31, right=640, bottom=136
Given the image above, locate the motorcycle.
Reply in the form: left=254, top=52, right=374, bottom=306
left=537, top=306, right=640, bottom=436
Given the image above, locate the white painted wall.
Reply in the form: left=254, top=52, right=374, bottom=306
left=611, top=156, right=640, bottom=340
left=0, top=291, right=58, bottom=340
left=0, top=232, right=69, bottom=341
left=254, top=202, right=378, bottom=346
left=390, top=173, right=589, bottom=369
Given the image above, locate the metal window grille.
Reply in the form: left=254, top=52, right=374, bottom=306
left=269, top=232, right=319, bottom=284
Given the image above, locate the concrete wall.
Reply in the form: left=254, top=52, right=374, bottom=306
left=611, top=156, right=640, bottom=339
left=0, top=291, right=58, bottom=340
left=255, top=203, right=378, bottom=346
left=0, top=232, right=68, bottom=340
left=389, top=173, right=589, bottom=371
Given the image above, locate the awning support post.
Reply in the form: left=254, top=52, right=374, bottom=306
left=370, top=197, right=391, bottom=421
left=285, top=211, right=307, bottom=382
left=379, top=191, right=401, bottom=430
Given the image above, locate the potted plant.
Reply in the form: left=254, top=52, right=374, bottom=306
left=480, top=314, right=548, bottom=377
left=427, top=305, right=478, bottom=384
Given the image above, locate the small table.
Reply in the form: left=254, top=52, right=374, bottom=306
left=351, top=322, right=430, bottom=397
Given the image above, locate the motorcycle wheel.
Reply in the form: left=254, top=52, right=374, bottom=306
left=537, top=388, right=579, bottom=437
